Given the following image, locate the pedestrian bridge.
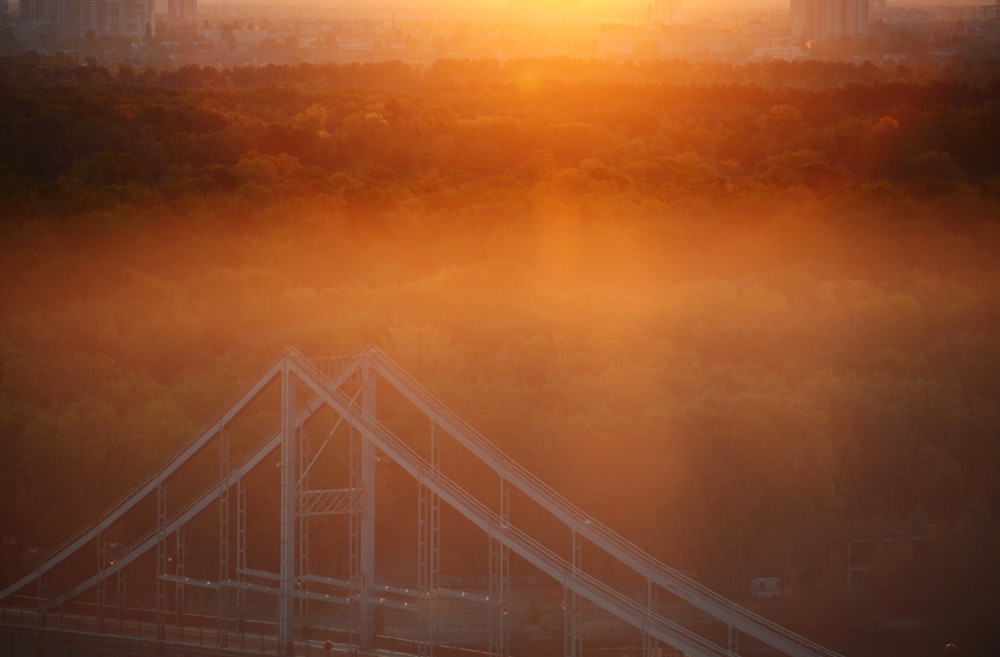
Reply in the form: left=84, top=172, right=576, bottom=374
left=0, top=346, right=845, bottom=657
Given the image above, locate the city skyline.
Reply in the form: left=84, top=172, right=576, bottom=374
left=181, top=0, right=1000, bottom=26
left=192, top=0, right=997, bottom=10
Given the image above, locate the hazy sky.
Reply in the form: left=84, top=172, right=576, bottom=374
left=256, top=0, right=791, bottom=21
left=358, top=0, right=793, bottom=10
left=201, top=0, right=979, bottom=22
left=251, top=0, right=979, bottom=15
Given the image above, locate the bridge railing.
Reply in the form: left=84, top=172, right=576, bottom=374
left=3, top=599, right=504, bottom=657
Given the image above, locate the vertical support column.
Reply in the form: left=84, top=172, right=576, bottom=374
left=298, top=423, right=310, bottom=615
left=643, top=579, right=658, bottom=657
left=116, top=570, right=126, bottom=621
left=359, top=357, right=376, bottom=649
left=417, top=481, right=429, bottom=656
left=279, top=360, right=297, bottom=657
left=175, top=529, right=186, bottom=624
left=155, top=483, right=167, bottom=640
left=418, top=421, right=441, bottom=657
left=219, top=428, right=230, bottom=646
left=348, top=426, right=361, bottom=656
left=489, top=479, right=510, bottom=657
left=347, top=426, right=364, bottom=655
left=429, top=424, right=441, bottom=648
left=95, top=532, right=106, bottom=632
left=236, top=479, right=247, bottom=628
left=563, top=531, right=582, bottom=657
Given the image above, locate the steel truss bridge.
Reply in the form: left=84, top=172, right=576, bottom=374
left=0, top=346, right=844, bottom=657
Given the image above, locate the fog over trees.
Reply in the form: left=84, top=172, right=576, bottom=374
left=1, top=54, right=999, bottom=653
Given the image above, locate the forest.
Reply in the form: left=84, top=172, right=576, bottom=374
left=1, top=52, right=999, bottom=653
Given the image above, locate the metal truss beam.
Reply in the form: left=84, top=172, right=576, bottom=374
left=297, top=488, right=364, bottom=516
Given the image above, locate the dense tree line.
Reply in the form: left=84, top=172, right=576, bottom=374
left=1, top=54, right=999, bottom=651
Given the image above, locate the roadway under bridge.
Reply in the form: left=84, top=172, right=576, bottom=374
left=0, top=346, right=846, bottom=657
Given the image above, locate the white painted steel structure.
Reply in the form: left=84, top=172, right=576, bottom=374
left=0, top=346, right=845, bottom=657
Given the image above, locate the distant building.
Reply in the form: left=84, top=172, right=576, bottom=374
left=17, top=0, right=54, bottom=37
left=18, top=0, right=50, bottom=23
left=649, top=0, right=682, bottom=26
left=876, top=6, right=929, bottom=24
left=167, top=0, right=194, bottom=25
left=876, top=4, right=976, bottom=24
left=791, top=0, right=869, bottom=41
left=974, top=4, right=1000, bottom=21
left=752, top=40, right=806, bottom=60
left=18, top=0, right=153, bottom=39
left=599, top=22, right=735, bottom=58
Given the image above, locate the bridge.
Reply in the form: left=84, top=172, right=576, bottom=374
left=0, top=346, right=845, bottom=657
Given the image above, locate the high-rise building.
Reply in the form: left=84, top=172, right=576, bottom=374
left=17, top=0, right=55, bottom=39
left=167, top=0, right=194, bottom=25
left=18, top=0, right=54, bottom=23
left=18, top=0, right=152, bottom=38
left=649, top=0, right=682, bottom=26
left=791, top=0, right=869, bottom=40
left=117, top=0, right=154, bottom=38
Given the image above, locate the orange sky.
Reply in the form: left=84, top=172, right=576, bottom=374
left=412, top=0, right=789, bottom=11
left=251, top=0, right=976, bottom=22
left=233, top=0, right=785, bottom=15
left=290, top=0, right=790, bottom=23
